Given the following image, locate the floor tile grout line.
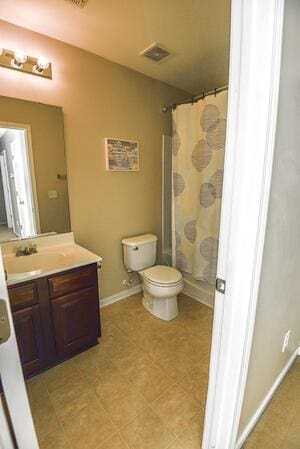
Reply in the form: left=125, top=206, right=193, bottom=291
left=27, top=371, right=73, bottom=444
left=78, top=367, right=121, bottom=438
left=94, top=431, right=131, bottom=449
left=49, top=375, right=119, bottom=449
left=40, top=360, right=118, bottom=449
left=147, top=385, right=202, bottom=441
left=41, top=376, right=76, bottom=449
left=115, top=403, right=178, bottom=448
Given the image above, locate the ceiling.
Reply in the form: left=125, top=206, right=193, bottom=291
left=0, top=0, right=231, bottom=94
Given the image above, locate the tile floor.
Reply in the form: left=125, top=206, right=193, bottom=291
left=242, top=358, right=300, bottom=449
left=26, top=292, right=213, bottom=449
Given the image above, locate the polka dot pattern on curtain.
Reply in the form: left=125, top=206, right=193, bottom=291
left=172, top=91, right=228, bottom=284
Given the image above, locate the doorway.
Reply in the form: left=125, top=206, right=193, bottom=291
left=0, top=125, right=38, bottom=240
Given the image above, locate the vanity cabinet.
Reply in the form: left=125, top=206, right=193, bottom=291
left=7, top=263, right=101, bottom=380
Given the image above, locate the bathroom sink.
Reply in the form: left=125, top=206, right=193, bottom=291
left=5, top=253, right=66, bottom=275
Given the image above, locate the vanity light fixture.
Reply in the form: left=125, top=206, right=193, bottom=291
left=0, top=48, right=52, bottom=79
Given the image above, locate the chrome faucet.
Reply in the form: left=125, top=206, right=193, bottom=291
left=16, top=243, right=38, bottom=257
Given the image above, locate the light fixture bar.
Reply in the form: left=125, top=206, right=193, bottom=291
left=0, top=48, right=52, bottom=79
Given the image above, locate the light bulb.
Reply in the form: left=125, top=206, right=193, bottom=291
left=35, top=56, right=50, bottom=73
left=13, top=49, right=27, bottom=67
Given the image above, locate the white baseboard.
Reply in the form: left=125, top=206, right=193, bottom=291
left=236, top=346, right=300, bottom=449
left=183, top=278, right=214, bottom=309
left=100, top=279, right=215, bottom=310
left=100, top=284, right=143, bottom=308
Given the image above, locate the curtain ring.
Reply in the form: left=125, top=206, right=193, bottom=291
left=202, top=92, right=205, bottom=101
left=214, top=88, right=217, bottom=97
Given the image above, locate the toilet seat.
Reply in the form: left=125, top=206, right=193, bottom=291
left=143, top=265, right=182, bottom=287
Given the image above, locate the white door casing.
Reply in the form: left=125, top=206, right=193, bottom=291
left=0, top=152, right=13, bottom=229
left=10, top=132, right=37, bottom=238
left=0, top=247, right=40, bottom=448
left=0, top=122, right=41, bottom=237
left=202, top=0, right=285, bottom=448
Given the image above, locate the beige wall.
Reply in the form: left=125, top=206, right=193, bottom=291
left=0, top=20, right=187, bottom=298
left=239, top=0, right=300, bottom=434
left=0, top=97, right=70, bottom=235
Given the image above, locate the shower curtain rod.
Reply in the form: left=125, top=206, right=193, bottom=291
left=162, top=84, right=228, bottom=113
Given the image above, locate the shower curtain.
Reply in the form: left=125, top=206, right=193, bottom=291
left=172, top=91, right=227, bottom=285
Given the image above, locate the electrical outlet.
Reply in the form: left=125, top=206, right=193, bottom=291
left=282, top=330, right=291, bottom=352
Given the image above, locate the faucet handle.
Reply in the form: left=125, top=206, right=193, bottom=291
left=16, top=246, right=23, bottom=256
left=29, top=243, right=37, bottom=254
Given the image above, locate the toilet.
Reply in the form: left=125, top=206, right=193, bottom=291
left=122, top=234, right=183, bottom=321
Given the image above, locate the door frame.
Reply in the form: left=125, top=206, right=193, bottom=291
left=202, top=0, right=285, bottom=448
left=0, top=247, right=40, bottom=449
left=0, top=121, right=41, bottom=235
left=0, top=151, right=13, bottom=229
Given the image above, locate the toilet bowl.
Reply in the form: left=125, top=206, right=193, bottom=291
left=140, top=265, right=184, bottom=321
left=122, top=234, right=184, bottom=321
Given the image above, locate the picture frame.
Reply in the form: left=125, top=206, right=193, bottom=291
left=104, top=137, right=139, bottom=172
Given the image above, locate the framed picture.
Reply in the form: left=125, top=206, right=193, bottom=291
left=105, top=138, right=139, bottom=171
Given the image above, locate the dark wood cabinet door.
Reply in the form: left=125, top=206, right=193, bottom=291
left=51, top=286, right=100, bottom=359
left=13, top=305, right=46, bottom=377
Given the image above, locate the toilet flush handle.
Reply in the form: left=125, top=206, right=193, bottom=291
left=133, top=246, right=139, bottom=251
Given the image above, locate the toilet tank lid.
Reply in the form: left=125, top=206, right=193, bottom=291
left=122, top=234, right=158, bottom=246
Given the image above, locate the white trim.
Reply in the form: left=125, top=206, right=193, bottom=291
left=202, top=1, right=285, bottom=448
left=100, top=284, right=143, bottom=308
left=24, top=124, right=41, bottom=234
left=0, top=121, right=41, bottom=235
left=0, top=396, right=15, bottom=449
left=0, top=151, right=13, bottom=229
left=236, top=347, right=299, bottom=449
left=0, top=247, right=40, bottom=449
left=100, top=279, right=213, bottom=311
left=183, top=278, right=214, bottom=309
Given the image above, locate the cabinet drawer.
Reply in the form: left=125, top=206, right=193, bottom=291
left=48, top=265, right=96, bottom=298
left=9, top=282, right=38, bottom=312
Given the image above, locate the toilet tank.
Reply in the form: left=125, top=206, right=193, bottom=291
left=122, top=234, right=158, bottom=271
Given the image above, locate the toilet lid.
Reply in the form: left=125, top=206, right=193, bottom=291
left=143, top=265, right=182, bottom=285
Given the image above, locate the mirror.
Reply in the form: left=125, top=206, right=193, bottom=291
left=0, top=95, right=70, bottom=242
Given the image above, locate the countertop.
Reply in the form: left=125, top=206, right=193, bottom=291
left=1, top=232, right=102, bottom=285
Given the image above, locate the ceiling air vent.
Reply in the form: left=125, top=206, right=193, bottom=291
left=64, top=0, right=88, bottom=7
left=140, top=43, right=172, bottom=63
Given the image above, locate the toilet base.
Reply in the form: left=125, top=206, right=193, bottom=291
left=142, top=291, right=178, bottom=321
